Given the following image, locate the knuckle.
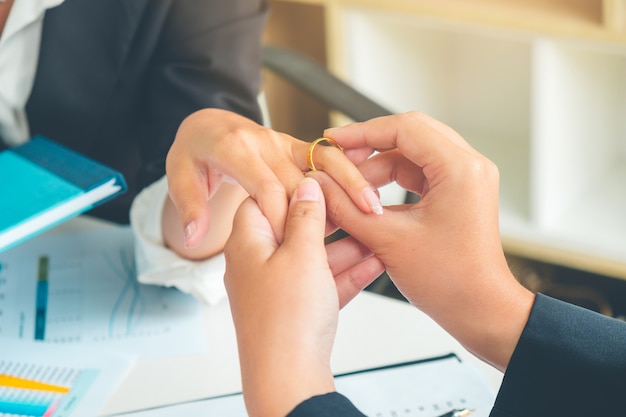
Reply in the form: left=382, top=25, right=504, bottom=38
left=256, top=180, right=286, bottom=200
left=219, top=128, right=254, bottom=152
left=327, top=198, right=348, bottom=227
left=464, top=155, right=500, bottom=185
left=402, top=110, right=427, bottom=124
left=290, top=203, right=324, bottom=222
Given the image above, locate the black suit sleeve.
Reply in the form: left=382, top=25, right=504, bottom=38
left=287, top=392, right=366, bottom=417
left=490, top=293, right=626, bottom=417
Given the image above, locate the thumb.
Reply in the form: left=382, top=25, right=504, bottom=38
left=168, top=186, right=212, bottom=250
left=281, top=178, right=327, bottom=257
left=227, top=196, right=278, bottom=264
left=166, top=161, right=217, bottom=249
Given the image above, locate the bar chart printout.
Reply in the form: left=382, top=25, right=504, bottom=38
left=0, top=362, right=95, bottom=417
left=0, top=342, right=133, bottom=417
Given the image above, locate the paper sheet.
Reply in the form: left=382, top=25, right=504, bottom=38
left=335, top=354, right=496, bottom=416
left=0, top=226, right=207, bottom=357
left=114, top=354, right=496, bottom=417
left=0, top=340, right=133, bottom=417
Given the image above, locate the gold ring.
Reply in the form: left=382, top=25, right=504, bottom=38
left=306, top=137, right=343, bottom=171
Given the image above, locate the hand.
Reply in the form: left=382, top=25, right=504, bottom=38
left=224, top=178, right=383, bottom=417
left=312, top=112, right=535, bottom=371
left=164, top=108, right=379, bottom=259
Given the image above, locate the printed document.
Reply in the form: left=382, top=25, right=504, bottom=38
left=0, top=226, right=207, bottom=357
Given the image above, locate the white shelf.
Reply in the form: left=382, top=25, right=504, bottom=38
left=340, top=8, right=626, bottom=278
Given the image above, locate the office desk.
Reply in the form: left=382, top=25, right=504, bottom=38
left=42, top=216, right=503, bottom=415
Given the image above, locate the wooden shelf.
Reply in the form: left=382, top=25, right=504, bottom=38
left=275, top=0, right=626, bottom=40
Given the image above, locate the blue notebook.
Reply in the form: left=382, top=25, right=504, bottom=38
left=0, top=136, right=127, bottom=252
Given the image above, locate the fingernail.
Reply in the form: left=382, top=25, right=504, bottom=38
left=295, top=177, right=321, bottom=202
left=184, top=220, right=197, bottom=247
left=363, top=187, right=383, bottom=215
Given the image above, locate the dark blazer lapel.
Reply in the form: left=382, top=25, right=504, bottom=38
left=26, top=0, right=152, bottom=151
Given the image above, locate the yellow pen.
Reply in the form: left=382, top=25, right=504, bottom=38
left=0, top=374, right=70, bottom=394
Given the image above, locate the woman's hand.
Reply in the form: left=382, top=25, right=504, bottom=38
left=224, top=178, right=383, bottom=417
left=313, top=111, right=534, bottom=371
left=164, top=108, right=380, bottom=259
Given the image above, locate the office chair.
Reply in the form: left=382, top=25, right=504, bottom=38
left=261, top=44, right=392, bottom=123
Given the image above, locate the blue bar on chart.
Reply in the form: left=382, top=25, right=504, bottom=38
left=34, top=256, right=49, bottom=341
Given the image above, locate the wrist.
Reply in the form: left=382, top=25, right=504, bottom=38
left=234, top=314, right=336, bottom=417
left=241, top=351, right=335, bottom=417
left=454, top=270, right=535, bottom=371
left=418, top=263, right=534, bottom=372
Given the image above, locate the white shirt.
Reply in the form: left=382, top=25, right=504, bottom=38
left=0, top=0, right=63, bottom=145
left=0, top=0, right=224, bottom=305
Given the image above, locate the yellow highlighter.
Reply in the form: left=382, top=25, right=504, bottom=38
left=0, top=374, right=70, bottom=394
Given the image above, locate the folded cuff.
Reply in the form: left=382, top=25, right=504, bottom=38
left=129, top=176, right=226, bottom=305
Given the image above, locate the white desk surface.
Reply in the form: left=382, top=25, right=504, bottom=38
left=43, top=216, right=503, bottom=415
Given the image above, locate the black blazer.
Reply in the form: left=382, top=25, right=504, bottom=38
left=25, top=0, right=267, bottom=223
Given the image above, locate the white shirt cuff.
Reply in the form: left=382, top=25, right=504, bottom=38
left=129, top=176, right=226, bottom=305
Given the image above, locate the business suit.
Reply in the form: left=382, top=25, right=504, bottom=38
left=288, top=294, right=626, bottom=417
left=25, top=0, right=267, bottom=223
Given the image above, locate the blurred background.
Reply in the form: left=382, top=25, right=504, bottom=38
left=261, top=0, right=626, bottom=320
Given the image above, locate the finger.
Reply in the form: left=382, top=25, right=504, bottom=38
left=325, top=235, right=373, bottom=276
left=311, top=171, right=404, bottom=253
left=358, top=150, right=427, bottom=195
left=291, top=137, right=372, bottom=173
left=235, top=160, right=290, bottom=242
left=324, top=219, right=340, bottom=237
left=325, top=235, right=386, bottom=308
left=281, top=178, right=327, bottom=260
left=323, top=112, right=467, bottom=172
left=334, top=256, right=385, bottom=308
left=165, top=154, right=215, bottom=249
left=226, top=197, right=277, bottom=264
left=220, top=131, right=308, bottom=243
left=249, top=131, right=308, bottom=198
left=307, top=142, right=383, bottom=215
